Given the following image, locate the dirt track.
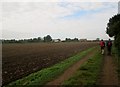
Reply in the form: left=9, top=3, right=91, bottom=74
left=99, top=50, right=119, bottom=86
left=46, top=49, right=95, bottom=85
left=46, top=48, right=119, bottom=86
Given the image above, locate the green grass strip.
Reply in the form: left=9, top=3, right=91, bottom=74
left=6, top=47, right=96, bottom=86
left=62, top=48, right=103, bottom=87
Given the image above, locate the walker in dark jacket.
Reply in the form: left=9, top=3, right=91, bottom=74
left=106, top=39, right=112, bottom=55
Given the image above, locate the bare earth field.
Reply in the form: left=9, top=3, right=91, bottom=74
left=2, top=42, right=98, bottom=85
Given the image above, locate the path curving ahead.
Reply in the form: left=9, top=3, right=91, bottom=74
left=46, top=49, right=96, bottom=86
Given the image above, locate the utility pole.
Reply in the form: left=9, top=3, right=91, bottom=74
left=118, top=1, right=120, bottom=14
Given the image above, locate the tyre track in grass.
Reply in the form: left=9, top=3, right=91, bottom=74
left=99, top=49, right=119, bottom=86
left=46, top=48, right=96, bottom=86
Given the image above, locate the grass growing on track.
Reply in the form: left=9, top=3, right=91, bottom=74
left=6, top=47, right=96, bottom=86
left=62, top=49, right=103, bottom=86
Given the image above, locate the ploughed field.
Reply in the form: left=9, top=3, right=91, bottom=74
left=2, top=42, right=98, bottom=85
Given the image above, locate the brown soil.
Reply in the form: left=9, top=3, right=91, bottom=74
left=2, top=42, right=97, bottom=85
left=99, top=50, right=119, bottom=86
left=46, top=49, right=95, bottom=86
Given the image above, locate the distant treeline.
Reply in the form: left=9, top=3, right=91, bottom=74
left=1, top=35, right=81, bottom=44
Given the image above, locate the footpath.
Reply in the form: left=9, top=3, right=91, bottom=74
left=99, top=50, right=119, bottom=86
left=46, top=48, right=119, bottom=86
left=46, top=50, right=96, bottom=85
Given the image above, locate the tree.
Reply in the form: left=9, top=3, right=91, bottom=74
left=65, top=38, right=71, bottom=42
left=44, top=35, right=52, bottom=42
left=72, top=38, right=79, bottom=42
left=106, top=14, right=120, bottom=54
left=38, top=37, right=42, bottom=42
left=96, top=38, right=100, bottom=41
left=106, top=14, right=120, bottom=38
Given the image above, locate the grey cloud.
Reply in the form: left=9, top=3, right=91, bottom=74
left=1, top=2, right=118, bottom=40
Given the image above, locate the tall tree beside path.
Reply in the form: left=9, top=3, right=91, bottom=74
left=106, top=14, right=120, bottom=55
left=106, top=14, right=120, bottom=81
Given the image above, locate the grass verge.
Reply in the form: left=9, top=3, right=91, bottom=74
left=62, top=49, right=103, bottom=86
left=112, top=46, right=120, bottom=81
left=5, top=47, right=96, bottom=86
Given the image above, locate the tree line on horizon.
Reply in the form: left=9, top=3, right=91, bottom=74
left=1, top=35, right=81, bottom=43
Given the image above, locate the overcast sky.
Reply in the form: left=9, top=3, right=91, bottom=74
left=1, top=0, right=119, bottom=40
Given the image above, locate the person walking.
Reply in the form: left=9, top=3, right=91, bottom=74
left=106, top=39, right=112, bottom=55
left=100, top=39, right=105, bottom=55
